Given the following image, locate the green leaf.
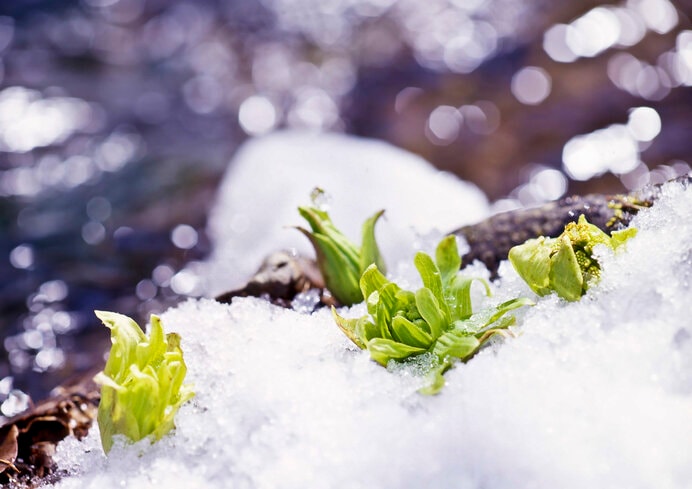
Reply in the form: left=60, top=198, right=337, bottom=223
left=378, top=282, right=400, bottom=316
left=435, top=235, right=461, bottom=286
left=391, top=315, right=433, bottom=348
left=367, top=338, right=426, bottom=366
left=297, top=228, right=362, bottom=305
left=508, top=237, right=554, bottom=296
left=394, top=289, right=418, bottom=317
left=419, top=364, right=448, bottom=395
left=360, top=264, right=389, bottom=305
left=464, top=297, right=533, bottom=334
left=610, top=227, right=637, bottom=249
left=414, top=252, right=444, bottom=303
left=365, top=290, right=380, bottom=317
left=414, top=252, right=450, bottom=322
left=415, top=287, right=446, bottom=340
left=447, top=275, right=490, bottom=321
left=355, top=317, right=380, bottom=344
left=359, top=210, right=386, bottom=275
left=548, top=235, right=584, bottom=302
left=432, top=330, right=480, bottom=362
left=375, top=288, right=396, bottom=341
left=332, top=307, right=366, bottom=349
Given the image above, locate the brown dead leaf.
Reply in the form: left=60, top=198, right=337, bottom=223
left=0, top=424, right=19, bottom=476
left=0, top=372, right=100, bottom=486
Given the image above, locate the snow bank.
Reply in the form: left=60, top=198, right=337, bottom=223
left=52, top=134, right=692, bottom=489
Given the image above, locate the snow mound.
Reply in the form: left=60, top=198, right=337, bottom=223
left=203, top=131, right=488, bottom=294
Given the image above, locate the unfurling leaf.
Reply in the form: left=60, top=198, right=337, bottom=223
left=94, top=311, right=194, bottom=453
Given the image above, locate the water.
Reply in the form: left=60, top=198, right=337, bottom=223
left=0, top=0, right=690, bottom=407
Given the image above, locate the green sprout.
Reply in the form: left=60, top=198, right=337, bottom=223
left=333, top=235, right=533, bottom=394
left=93, top=311, right=194, bottom=453
left=297, top=194, right=385, bottom=306
left=509, top=214, right=637, bottom=301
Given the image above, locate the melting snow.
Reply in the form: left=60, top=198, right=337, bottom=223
left=53, top=133, right=691, bottom=489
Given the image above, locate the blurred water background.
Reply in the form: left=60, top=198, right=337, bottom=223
left=0, top=0, right=690, bottom=416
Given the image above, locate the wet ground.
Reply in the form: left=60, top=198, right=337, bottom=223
left=0, top=0, right=690, bottom=413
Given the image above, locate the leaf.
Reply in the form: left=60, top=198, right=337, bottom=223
left=297, top=207, right=361, bottom=264
left=365, top=290, right=380, bottom=317
left=359, top=210, right=386, bottom=275
left=432, top=330, right=480, bottom=362
left=419, top=364, right=448, bottom=395
left=0, top=425, right=18, bottom=476
left=380, top=282, right=402, bottom=339
left=465, top=297, right=534, bottom=333
left=566, top=214, right=611, bottom=250
left=355, top=317, right=380, bottom=344
left=332, top=307, right=366, bottom=349
left=297, top=206, right=332, bottom=236
left=391, top=315, right=433, bottom=349
left=394, top=289, right=418, bottom=317
left=367, top=338, right=426, bottom=366
left=414, top=253, right=444, bottom=303
left=548, top=235, right=584, bottom=302
left=435, top=235, right=461, bottom=286
left=378, top=282, right=400, bottom=316
left=95, top=310, right=146, bottom=375
left=610, top=227, right=637, bottom=249
left=297, top=229, right=362, bottom=305
left=375, top=291, right=395, bottom=341
left=414, top=252, right=450, bottom=321
left=415, top=287, right=447, bottom=340
left=359, top=264, right=389, bottom=305
left=476, top=323, right=514, bottom=346
left=508, top=237, right=554, bottom=296
left=447, top=275, right=490, bottom=321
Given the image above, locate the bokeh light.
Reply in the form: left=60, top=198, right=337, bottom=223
left=427, top=105, right=462, bottom=144
left=238, top=95, right=279, bottom=136
left=511, top=67, right=552, bottom=105
left=562, top=125, right=642, bottom=181
left=171, top=224, right=199, bottom=250
left=627, top=107, right=662, bottom=142
left=0, top=0, right=689, bottom=410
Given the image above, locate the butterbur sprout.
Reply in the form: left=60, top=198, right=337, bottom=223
left=297, top=198, right=386, bottom=306
left=333, top=235, right=533, bottom=394
left=93, top=311, right=195, bottom=453
left=509, top=214, right=637, bottom=301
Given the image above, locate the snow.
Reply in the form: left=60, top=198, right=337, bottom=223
left=52, top=133, right=692, bottom=489
left=202, top=131, right=488, bottom=294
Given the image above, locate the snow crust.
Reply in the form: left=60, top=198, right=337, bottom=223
left=52, top=133, right=692, bottom=488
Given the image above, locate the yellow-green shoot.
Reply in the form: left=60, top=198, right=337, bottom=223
left=509, top=214, right=637, bottom=301
left=93, top=311, right=194, bottom=453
